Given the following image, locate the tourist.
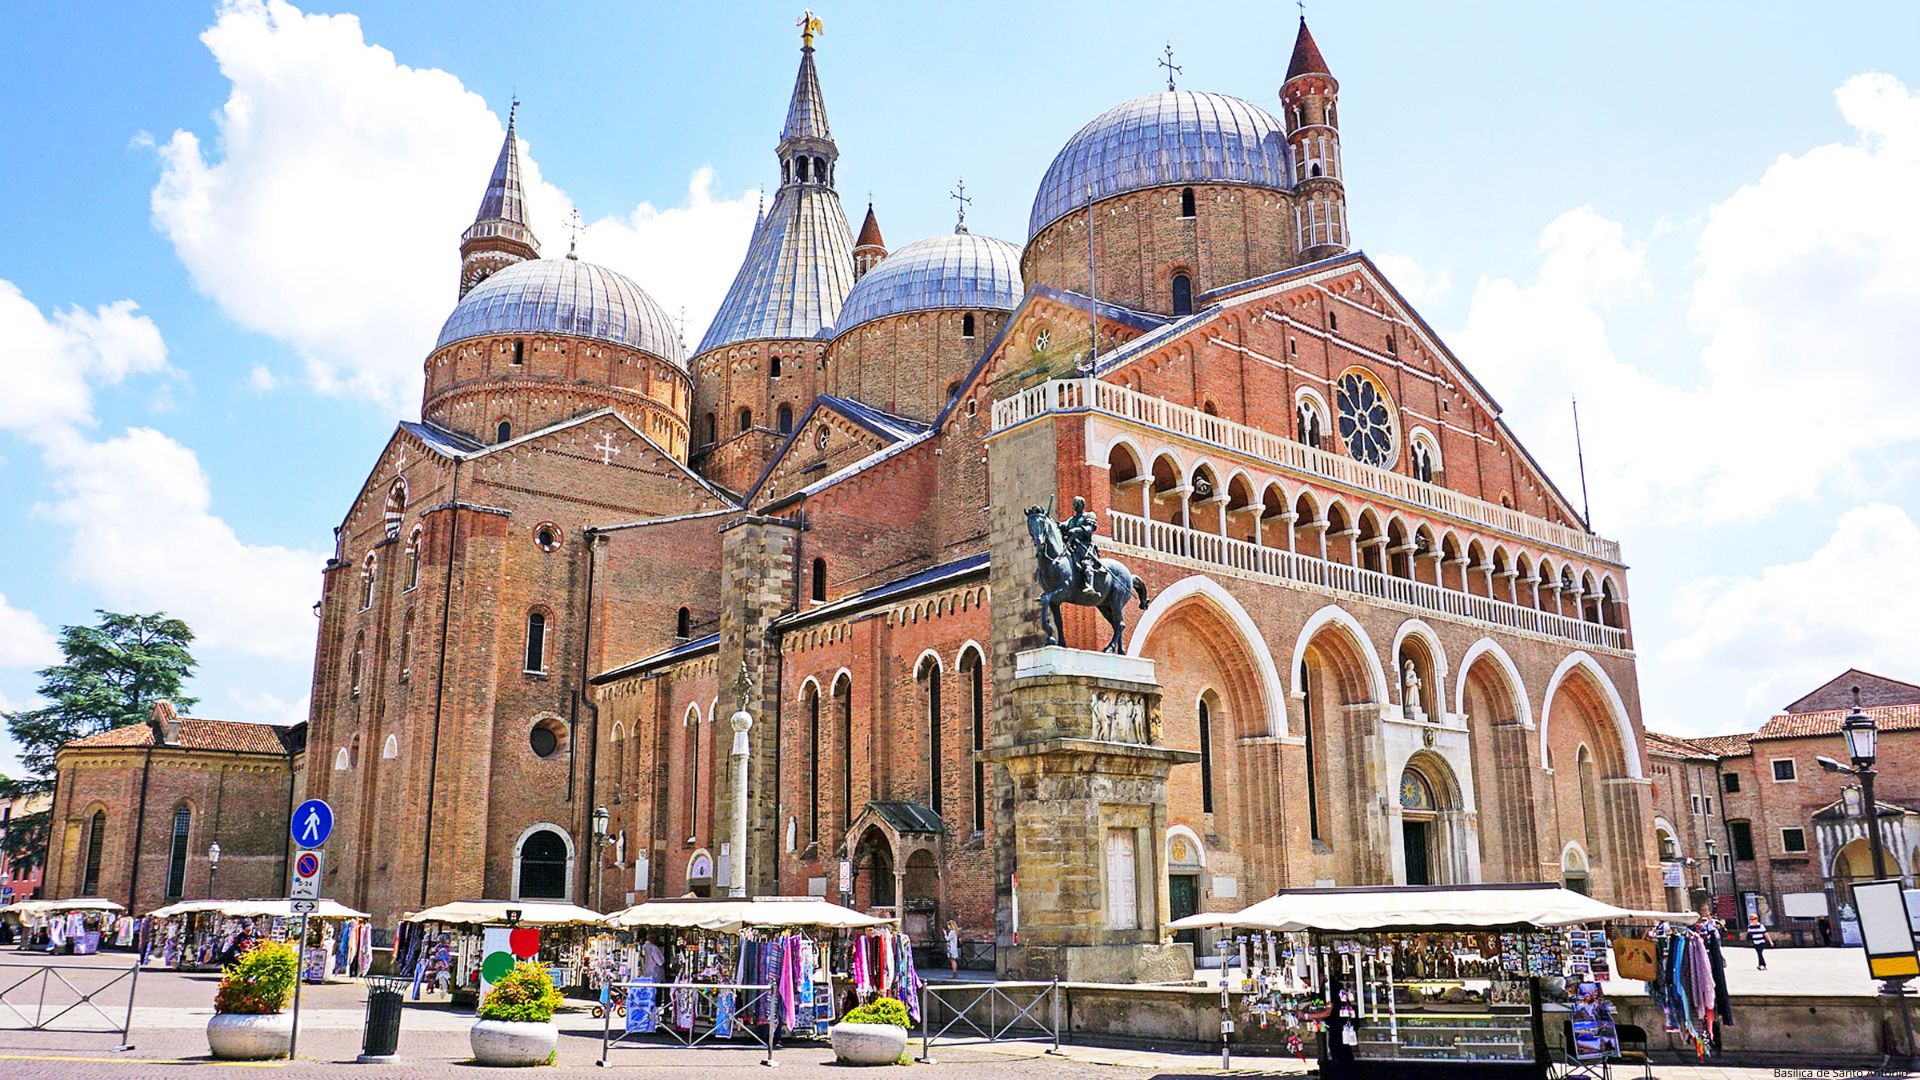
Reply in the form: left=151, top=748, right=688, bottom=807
left=1818, top=915, right=1834, bottom=947
left=1747, top=914, right=1771, bottom=970
left=944, top=920, right=960, bottom=977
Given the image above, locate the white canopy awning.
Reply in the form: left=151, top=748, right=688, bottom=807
left=147, top=898, right=368, bottom=921
left=0, top=897, right=126, bottom=918
left=606, top=897, right=895, bottom=932
left=405, top=900, right=607, bottom=928
left=1167, top=883, right=1646, bottom=933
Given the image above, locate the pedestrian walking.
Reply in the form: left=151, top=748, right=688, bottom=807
left=944, top=920, right=961, bottom=978
left=1817, top=914, right=1834, bottom=947
left=1747, top=914, right=1771, bottom=969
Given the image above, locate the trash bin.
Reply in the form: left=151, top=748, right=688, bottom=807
left=360, top=976, right=406, bottom=1061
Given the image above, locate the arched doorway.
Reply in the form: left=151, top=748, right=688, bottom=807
left=1167, top=828, right=1207, bottom=948
left=1562, top=842, right=1592, bottom=896
left=1397, top=753, right=1468, bottom=886
left=1542, top=659, right=1648, bottom=905
left=514, top=826, right=573, bottom=901
left=853, top=827, right=896, bottom=909
left=1831, top=837, right=1877, bottom=891
left=1400, top=767, right=1440, bottom=885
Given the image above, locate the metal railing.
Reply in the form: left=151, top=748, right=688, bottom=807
left=0, top=958, right=139, bottom=1050
left=1107, top=510, right=1629, bottom=651
left=597, top=981, right=776, bottom=1067
left=917, top=979, right=1061, bottom=1063
left=992, top=377, right=1622, bottom=563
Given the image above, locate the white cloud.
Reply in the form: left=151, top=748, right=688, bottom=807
left=1452, top=73, right=1920, bottom=527
left=35, top=427, right=325, bottom=662
left=1663, top=502, right=1920, bottom=716
left=0, top=595, right=59, bottom=671
left=152, top=0, right=757, bottom=408
left=227, top=687, right=310, bottom=727
left=1372, top=253, right=1452, bottom=306
left=0, top=281, right=170, bottom=447
left=246, top=364, right=278, bottom=392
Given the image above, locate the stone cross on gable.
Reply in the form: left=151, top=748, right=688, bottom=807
left=593, top=432, right=621, bottom=465
left=394, top=449, right=407, bottom=474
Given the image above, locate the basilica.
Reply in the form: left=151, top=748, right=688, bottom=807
left=300, top=16, right=1660, bottom=947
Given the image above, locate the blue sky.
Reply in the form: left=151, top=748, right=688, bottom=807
left=2, top=0, right=1918, bottom=774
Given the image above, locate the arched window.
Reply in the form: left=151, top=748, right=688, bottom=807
left=1171, top=274, right=1193, bottom=316
left=511, top=340, right=525, bottom=365
left=165, top=804, right=191, bottom=899
left=1412, top=440, right=1436, bottom=483
left=738, top=407, right=752, bottom=433
left=920, top=656, right=943, bottom=816
left=1578, top=746, right=1601, bottom=856
left=797, top=157, right=810, bottom=183
left=82, top=810, right=106, bottom=896
left=778, top=404, right=794, bottom=434
left=703, top=413, right=717, bottom=446
left=383, top=479, right=407, bottom=540
left=1296, top=400, right=1324, bottom=448
left=961, top=313, right=975, bottom=338
left=405, top=528, right=422, bottom=590
left=676, top=607, right=691, bottom=640
left=811, top=558, right=827, bottom=602
left=349, top=632, right=365, bottom=696
left=806, top=684, right=822, bottom=843
left=524, top=610, right=548, bottom=673
left=684, top=709, right=701, bottom=840
left=398, top=611, right=414, bottom=682
left=1197, top=695, right=1215, bottom=814
left=813, top=156, right=826, bottom=182
left=1328, top=310, right=1339, bottom=332
left=964, top=649, right=986, bottom=833
left=835, top=675, right=853, bottom=828
left=496, top=420, right=512, bottom=443
left=516, top=828, right=569, bottom=900
left=770, top=355, right=783, bottom=377
left=1179, top=187, right=1196, bottom=218
left=359, top=555, right=377, bottom=611
left=349, top=732, right=362, bottom=768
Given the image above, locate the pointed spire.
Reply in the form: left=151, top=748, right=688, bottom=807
left=853, top=200, right=887, bottom=279
left=1286, top=16, right=1332, bottom=82
left=459, top=99, right=541, bottom=297
left=781, top=35, right=833, bottom=148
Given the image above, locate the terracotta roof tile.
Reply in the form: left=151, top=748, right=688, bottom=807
left=1689, top=733, right=1754, bottom=757
left=1754, top=703, right=1920, bottom=742
left=1286, top=19, right=1332, bottom=82
left=65, top=717, right=298, bottom=756
left=1644, top=730, right=1717, bottom=760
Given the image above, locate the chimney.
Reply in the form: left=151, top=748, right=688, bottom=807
left=148, top=701, right=181, bottom=745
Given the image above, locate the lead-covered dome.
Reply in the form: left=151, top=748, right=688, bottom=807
left=1028, top=91, right=1292, bottom=240
left=435, top=258, right=685, bottom=368
left=833, top=232, right=1023, bottom=336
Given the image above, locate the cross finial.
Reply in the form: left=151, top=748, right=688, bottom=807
left=1159, top=43, right=1183, bottom=92
left=950, top=178, right=972, bottom=235
left=1298, top=0, right=1307, bottom=21
left=564, top=208, right=584, bottom=260
left=676, top=305, right=687, bottom=348
left=797, top=9, right=822, bottom=48
left=508, top=95, right=519, bottom=127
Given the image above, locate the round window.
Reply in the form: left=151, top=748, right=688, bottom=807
left=530, top=722, right=561, bottom=758
left=1335, top=369, right=1397, bottom=468
left=815, top=427, right=830, bottom=451
left=535, top=523, right=562, bottom=552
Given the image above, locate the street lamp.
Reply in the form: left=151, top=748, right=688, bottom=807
left=1704, top=837, right=1719, bottom=917
left=207, top=842, right=221, bottom=899
left=590, top=805, right=611, bottom=910
left=1817, top=687, right=1890, bottom=882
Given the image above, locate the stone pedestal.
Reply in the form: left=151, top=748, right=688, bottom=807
left=987, top=647, right=1199, bottom=983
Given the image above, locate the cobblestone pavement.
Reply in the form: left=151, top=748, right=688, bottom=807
left=0, top=952, right=1907, bottom=1078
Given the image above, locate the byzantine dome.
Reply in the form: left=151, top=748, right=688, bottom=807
left=434, top=258, right=685, bottom=369
left=832, top=232, right=1024, bottom=337
left=1028, top=91, right=1293, bottom=240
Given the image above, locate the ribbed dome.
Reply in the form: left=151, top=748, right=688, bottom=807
left=1028, top=91, right=1293, bottom=239
left=435, top=258, right=685, bottom=368
left=833, top=233, right=1023, bottom=336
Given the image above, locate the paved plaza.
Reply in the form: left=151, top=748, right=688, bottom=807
left=0, top=950, right=1910, bottom=1078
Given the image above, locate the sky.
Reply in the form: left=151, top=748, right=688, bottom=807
left=1, top=0, right=1917, bottom=775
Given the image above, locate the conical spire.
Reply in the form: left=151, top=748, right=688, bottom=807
left=1285, top=17, right=1332, bottom=81
left=853, top=200, right=887, bottom=279
left=459, top=100, right=540, bottom=297
left=781, top=44, right=833, bottom=148
left=473, top=101, right=535, bottom=232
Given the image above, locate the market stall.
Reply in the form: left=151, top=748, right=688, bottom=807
left=1169, top=883, right=1678, bottom=1079
left=140, top=898, right=373, bottom=979
left=397, top=900, right=609, bottom=1004
left=0, top=898, right=127, bottom=954
left=602, top=897, right=906, bottom=1041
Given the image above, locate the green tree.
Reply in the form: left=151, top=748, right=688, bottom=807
left=0, top=611, right=197, bottom=876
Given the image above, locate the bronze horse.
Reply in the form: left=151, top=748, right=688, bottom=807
left=1024, top=505, right=1150, bottom=652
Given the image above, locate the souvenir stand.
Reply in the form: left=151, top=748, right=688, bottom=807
left=397, top=901, right=609, bottom=1004
left=603, top=897, right=899, bottom=1043
left=140, top=898, right=373, bottom=978
left=1171, top=883, right=1660, bottom=1079
left=0, top=898, right=126, bottom=954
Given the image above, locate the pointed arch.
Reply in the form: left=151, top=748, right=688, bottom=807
left=1539, top=652, right=1642, bottom=779
left=1288, top=604, right=1390, bottom=705
left=1452, top=638, right=1534, bottom=728
left=1126, top=575, right=1287, bottom=736
left=1390, top=618, right=1450, bottom=720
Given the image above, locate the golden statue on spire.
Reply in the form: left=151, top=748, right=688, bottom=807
left=797, top=9, right=823, bottom=48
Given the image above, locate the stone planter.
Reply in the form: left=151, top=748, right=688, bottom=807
left=469, top=1018, right=558, bottom=1067
left=207, top=1012, right=293, bottom=1060
left=831, top=1021, right=909, bottom=1065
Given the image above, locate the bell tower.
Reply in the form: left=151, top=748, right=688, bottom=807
left=1282, top=17, right=1348, bottom=261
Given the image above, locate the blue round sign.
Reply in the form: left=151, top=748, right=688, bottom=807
left=291, top=799, right=334, bottom=848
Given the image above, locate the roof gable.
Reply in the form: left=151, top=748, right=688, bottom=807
left=1784, top=669, right=1920, bottom=713
left=748, top=396, right=925, bottom=506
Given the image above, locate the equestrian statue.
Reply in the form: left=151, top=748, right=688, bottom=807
left=1024, top=495, right=1150, bottom=653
